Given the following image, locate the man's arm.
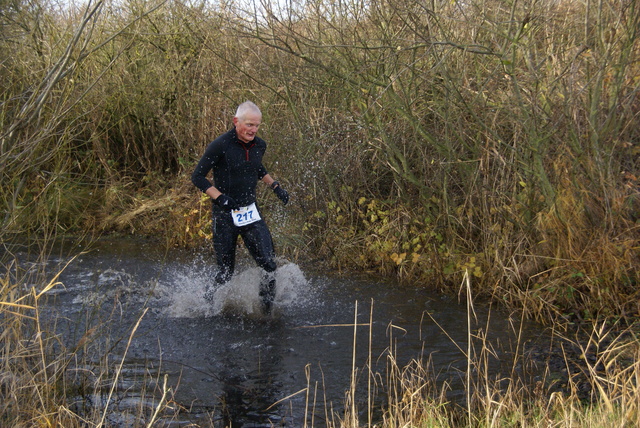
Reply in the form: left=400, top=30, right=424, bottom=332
left=205, top=186, right=222, bottom=201
left=262, top=174, right=289, bottom=204
left=191, top=150, right=215, bottom=192
left=261, top=174, right=277, bottom=188
left=192, top=137, right=226, bottom=193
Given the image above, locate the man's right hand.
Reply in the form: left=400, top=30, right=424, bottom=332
left=215, top=194, right=238, bottom=210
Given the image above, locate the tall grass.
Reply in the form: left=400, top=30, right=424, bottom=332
left=327, top=274, right=640, bottom=427
left=0, top=258, right=184, bottom=427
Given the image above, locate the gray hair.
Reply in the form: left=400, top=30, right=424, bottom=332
left=235, top=101, right=261, bottom=120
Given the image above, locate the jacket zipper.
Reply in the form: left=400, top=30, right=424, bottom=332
left=240, top=142, right=255, bottom=161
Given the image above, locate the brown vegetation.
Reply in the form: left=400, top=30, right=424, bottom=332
left=1, top=0, right=639, bottom=424
left=3, top=0, right=637, bottom=326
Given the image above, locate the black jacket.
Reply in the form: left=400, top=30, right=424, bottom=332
left=191, top=127, right=269, bottom=207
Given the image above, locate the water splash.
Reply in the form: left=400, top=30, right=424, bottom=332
left=160, top=261, right=309, bottom=319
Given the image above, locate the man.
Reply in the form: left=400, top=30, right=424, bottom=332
left=191, top=101, right=289, bottom=314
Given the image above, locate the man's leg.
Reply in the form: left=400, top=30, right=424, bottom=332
left=242, top=220, right=277, bottom=313
left=205, top=210, right=238, bottom=301
left=258, top=272, right=276, bottom=314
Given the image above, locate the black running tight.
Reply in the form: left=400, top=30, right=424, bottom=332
left=211, top=207, right=276, bottom=285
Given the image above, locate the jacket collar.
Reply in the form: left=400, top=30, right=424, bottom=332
left=230, top=126, right=257, bottom=149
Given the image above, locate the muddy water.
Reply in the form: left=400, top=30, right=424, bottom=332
left=27, top=238, right=545, bottom=427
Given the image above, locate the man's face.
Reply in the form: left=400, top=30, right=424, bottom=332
left=233, top=112, right=262, bottom=143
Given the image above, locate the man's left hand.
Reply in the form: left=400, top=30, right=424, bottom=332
left=273, top=184, right=289, bottom=205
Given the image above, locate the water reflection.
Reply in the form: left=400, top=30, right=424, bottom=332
left=213, top=319, right=288, bottom=427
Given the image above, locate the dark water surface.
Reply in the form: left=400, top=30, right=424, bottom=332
left=20, top=238, right=547, bottom=427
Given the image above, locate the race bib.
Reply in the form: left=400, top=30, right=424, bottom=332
left=232, top=203, right=261, bottom=227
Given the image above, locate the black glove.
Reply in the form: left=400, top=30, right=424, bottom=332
left=215, top=194, right=238, bottom=210
left=272, top=182, right=289, bottom=205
